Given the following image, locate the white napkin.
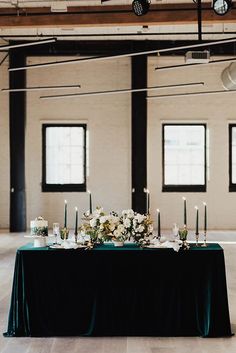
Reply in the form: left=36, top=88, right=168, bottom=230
left=149, top=238, right=182, bottom=252
left=61, top=240, right=79, bottom=249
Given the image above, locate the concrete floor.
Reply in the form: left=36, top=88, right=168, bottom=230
left=0, top=230, right=236, bottom=353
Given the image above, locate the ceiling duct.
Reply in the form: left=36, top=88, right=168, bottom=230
left=185, top=51, right=210, bottom=64
left=221, top=62, right=236, bottom=90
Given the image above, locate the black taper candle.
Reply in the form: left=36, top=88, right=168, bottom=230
left=195, top=206, right=199, bottom=235
left=203, top=202, right=207, bottom=232
left=75, top=207, right=78, bottom=235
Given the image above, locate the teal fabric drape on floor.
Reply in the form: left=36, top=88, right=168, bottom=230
left=4, top=243, right=232, bottom=337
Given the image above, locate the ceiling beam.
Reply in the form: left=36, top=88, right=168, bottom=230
left=0, top=4, right=236, bottom=28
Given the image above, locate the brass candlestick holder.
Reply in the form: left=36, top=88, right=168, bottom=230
left=60, top=227, right=69, bottom=241
left=195, top=232, right=199, bottom=247
left=201, top=230, right=208, bottom=247
left=179, top=226, right=190, bottom=250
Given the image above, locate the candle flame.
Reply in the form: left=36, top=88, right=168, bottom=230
left=64, top=200, right=67, bottom=204
left=156, top=209, right=160, bottom=213
left=182, top=197, right=186, bottom=201
left=75, top=207, right=78, bottom=211
left=195, top=206, right=198, bottom=210
left=146, top=189, right=150, bottom=193
left=87, top=190, right=91, bottom=194
left=143, top=188, right=146, bottom=192
left=203, top=201, right=207, bottom=206
left=132, top=188, right=135, bottom=193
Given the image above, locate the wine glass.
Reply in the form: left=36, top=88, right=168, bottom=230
left=53, top=223, right=60, bottom=244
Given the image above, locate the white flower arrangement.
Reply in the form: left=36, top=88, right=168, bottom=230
left=80, top=208, right=153, bottom=245
left=121, top=209, right=153, bottom=243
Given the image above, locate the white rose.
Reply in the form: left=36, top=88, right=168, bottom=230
left=100, top=216, right=107, bottom=224
left=118, top=224, right=125, bottom=233
left=127, top=209, right=134, bottom=218
left=124, top=218, right=131, bottom=228
left=90, top=218, right=97, bottom=227
left=136, top=213, right=145, bottom=224
left=114, top=229, right=121, bottom=238
left=137, top=225, right=144, bottom=233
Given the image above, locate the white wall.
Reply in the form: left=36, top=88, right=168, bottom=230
left=0, top=55, right=9, bottom=228
left=148, top=56, right=236, bottom=230
left=25, top=56, right=131, bottom=229
left=1, top=53, right=236, bottom=230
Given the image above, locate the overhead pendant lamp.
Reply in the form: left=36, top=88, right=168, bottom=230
left=132, top=0, right=150, bottom=16
left=213, top=0, right=232, bottom=15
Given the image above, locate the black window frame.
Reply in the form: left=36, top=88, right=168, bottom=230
left=42, top=123, right=87, bottom=192
left=162, top=123, right=207, bottom=193
left=229, top=124, right=236, bottom=192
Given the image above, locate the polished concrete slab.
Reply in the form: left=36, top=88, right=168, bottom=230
left=0, top=231, right=235, bottom=353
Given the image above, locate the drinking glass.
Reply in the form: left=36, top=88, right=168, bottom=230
left=53, top=223, right=60, bottom=244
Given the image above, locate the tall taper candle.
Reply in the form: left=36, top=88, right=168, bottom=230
left=75, top=207, right=78, bottom=236
left=157, top=209, right=161, bottom=239
left=203, top=202, right=207, bottom=232
left=146, top=189, right=150, bottom=214
left=182, top=197, right=187, bottom=226
left=64, top=200, right=67, bottom=228
left=88, top=190, right=92, bottom=214
left=195, top=206, right=199, bottom=235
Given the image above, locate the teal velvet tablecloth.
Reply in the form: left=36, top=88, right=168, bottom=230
left=4, top=243, right=232, bottom=337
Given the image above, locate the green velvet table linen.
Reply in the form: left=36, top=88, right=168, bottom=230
left=4, top=243, right=232, bottom=337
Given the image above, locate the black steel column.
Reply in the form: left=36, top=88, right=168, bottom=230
left=131, top=55, right=147, bottom=213
left=9, top=49, right=26, bottom=232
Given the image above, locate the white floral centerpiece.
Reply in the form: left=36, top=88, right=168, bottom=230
left=121, top=209, right=153, bottom=245
left=80, top=208, right=125, bottom=244
left=80, top=207, right=153, bottom=246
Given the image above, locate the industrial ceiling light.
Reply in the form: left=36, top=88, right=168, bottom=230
left=132, top=0, right=150, bottom=16
left=40, top=82, right=204, bottom=100
left=0, top=38, right=56, bottom=51
left=213, top=0, right=232, bottom=15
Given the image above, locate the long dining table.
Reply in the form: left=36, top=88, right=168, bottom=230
left=4, top=242, right=232, bottom=337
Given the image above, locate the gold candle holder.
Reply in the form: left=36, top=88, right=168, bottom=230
left=201, top=230, right=208, bottom=247
left=60, top=227, right=69, bottom=241
left=179, top=225, right=190, bottom=250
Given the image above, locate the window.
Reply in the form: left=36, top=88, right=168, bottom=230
left=229, top=125, right=236, bottom=192
left=162, top=124, right=206, bottom=192
left=42, top=124, right=86, bottom=192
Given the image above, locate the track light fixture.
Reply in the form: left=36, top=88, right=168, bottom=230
left=213, top=0, right=232, bottom=15
left=132, top=0, right=150, bottom=16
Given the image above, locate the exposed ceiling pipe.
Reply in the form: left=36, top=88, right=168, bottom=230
left=9, top=37, right=236, bottom=72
